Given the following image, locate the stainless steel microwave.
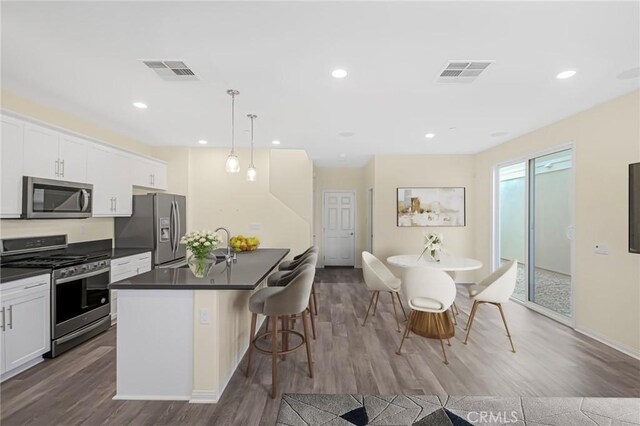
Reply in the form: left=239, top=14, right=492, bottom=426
left=22, top=177, right=92, bottom=219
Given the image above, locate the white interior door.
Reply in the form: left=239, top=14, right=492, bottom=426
left=323, top=191, right=355, bottom=266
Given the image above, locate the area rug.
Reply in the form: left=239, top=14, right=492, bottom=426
left=276, top=394, right=640, bottom=425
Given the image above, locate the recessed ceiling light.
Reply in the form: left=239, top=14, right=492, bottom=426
left=271, top=140, right=281, bottom=145
left=198, top=140, right=208, bottom=145
left=425, top=133, right=435, bottom=139
left=132, top=101, right=148, bottom=109
left=338, top=131, right=355, bottom=137
left=332, top=69, right=348, bottom=79
left=617, top=67, right=640, bottom=80
left=556, top=70, right=576, bottom=79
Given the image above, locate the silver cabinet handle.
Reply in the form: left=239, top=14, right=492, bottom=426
left=8, top=305, right=13, bottom=330
left=1, top=307, right=5, bottom=332
left=150, top=174, right=153, bottom=185
left=60, top=159, right=65, bottom=177
left=55, top=159, right=60, bottom=177
left=114, top=197, right=117, bottom=212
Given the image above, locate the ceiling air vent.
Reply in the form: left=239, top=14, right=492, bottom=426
left=436, top=60, right=493, bottom=84
left=140, top=60, right=199, bottom=81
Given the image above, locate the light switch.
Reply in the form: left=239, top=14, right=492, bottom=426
left=594, top=244, right=610, bottom=255
left=199, top=308, right=210, bottom=324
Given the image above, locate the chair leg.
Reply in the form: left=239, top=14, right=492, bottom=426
left=302, top=309, right=314, bottom=378
left=362, top=292, right=376, bottom=327
left=434, top=313, right=449, bottom=365
left=372, top=291, right=380, bottom=316
left=396, top=311, right=415, bottom=355
left=449, top=307, right=457, bottom=326
left=390, top=291, right=401, bottom=332
left=281, top=315, right=288, bottom=360
left=271, top=315, right=278, bottom=399
left=246, top=313, right=257, bottom=377
left=497, top=303, right=516, bottom=353
left=308, top=306, right=316, bottom=340
left=395, top=292, right=408, bottom=320
left=464, top=301, right=480, bottom=344
left=452, top=301, right=459, bottom=315
left=311, top=284, right=318, bottom=316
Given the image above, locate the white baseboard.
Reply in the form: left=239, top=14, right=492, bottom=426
left=1, top=356, right=45, bottom=383
left=113, top=394, right=190, bottom=401
left=189, top=390, right=218, bottom=404
left=575, top=326, right=640, bottom=360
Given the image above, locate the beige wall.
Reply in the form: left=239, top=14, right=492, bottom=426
left=314, top=167, right=367, bottom=267
left=372, top=155, right=477, bottom=282
left=475, top=90, right=640, bottom=355
left=0, top=90, right=155, bottom=243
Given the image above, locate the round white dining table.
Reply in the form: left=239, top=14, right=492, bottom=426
left=386, top=254, right=482, bottom=339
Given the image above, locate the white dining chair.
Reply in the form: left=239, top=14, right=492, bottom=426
left=361, top=251, right=407, bottom=332
left=396, top=267, right=457, bottom=365
left=463, top=260, right=518, bottom=352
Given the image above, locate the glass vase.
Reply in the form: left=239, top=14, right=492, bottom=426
left=430, top=249, right=441, bottom=262
left=187, top=254, right=216, bottom=278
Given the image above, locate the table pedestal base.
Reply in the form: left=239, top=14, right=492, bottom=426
left=410, top=311, right=455, bottom=339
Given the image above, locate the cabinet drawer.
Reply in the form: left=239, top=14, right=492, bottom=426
left=1, top=275, right=51, bottom=300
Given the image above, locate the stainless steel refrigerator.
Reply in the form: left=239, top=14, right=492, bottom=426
left=114, top=193, right=187, bottom=268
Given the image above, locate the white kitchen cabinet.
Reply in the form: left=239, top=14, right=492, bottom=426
left=110, top=252, right=152, bottom=322
left=0, top=115, right=24, bottom=218
left=132, top=156, right=168, bottom=191
left=23, top=123, right=87, bottom=182
left=0, top=274, right=51, bottom=381
left=87, top=145, right=132, bottom=217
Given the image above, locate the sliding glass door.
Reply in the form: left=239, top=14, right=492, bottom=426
left=496, top=148, right=573, bottom=320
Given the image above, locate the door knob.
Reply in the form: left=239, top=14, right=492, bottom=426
left=350, top=232, right=354, bottom=235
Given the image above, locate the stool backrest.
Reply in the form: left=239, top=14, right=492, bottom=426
left=293, top=246, right=319, bottom=260
left=288, top=248, right=318, bottom=269
left=278, top=253, right=318, bottom=286
left=264, top=264, right=316, bottom=315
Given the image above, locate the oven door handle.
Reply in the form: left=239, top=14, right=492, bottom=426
left=79, top=189, right=90, bottom=212
left=56, top=316, right=109, bottom=344
left=55, top=268, right=110, bottom=284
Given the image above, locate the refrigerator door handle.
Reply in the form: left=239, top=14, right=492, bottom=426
left=169, top=201, right=176, bottom=254
left=175, top=199, right=182, bottom=253
left=172, top=200, right=179, bottom=254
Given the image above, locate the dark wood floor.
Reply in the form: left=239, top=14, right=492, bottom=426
left=1, top=268, right=638, bottom=425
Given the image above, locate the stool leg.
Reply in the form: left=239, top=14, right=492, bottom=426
left=271, top=315, right=278, bottom=399
left=281, top=316, right=288, bottom=360
left=302, top=309, right=314, bottom=378
left=311, top=283, right=318, bottom=316
left=264, top=316, right=270, bottom=339
left=308, top=305, right=316, bottom=340
left=246, top=313, right=257, bottom=377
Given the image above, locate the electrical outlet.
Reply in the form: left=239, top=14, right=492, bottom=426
left=594, top=244, right=610, bottom=255
left=199, top=308, right=210, bottom=324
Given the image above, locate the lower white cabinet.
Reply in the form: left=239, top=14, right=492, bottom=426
left=1, top=274, right=51, bottom=381
left=110, top=252, right=152, bottom=323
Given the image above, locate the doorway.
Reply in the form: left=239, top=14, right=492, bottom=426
left=322, top=191, right=356, bottom=266
left=494, top=147, right=574, bottom=322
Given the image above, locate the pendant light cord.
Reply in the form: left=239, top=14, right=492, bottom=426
left=250, top=115, right=254, bottom=166
left=231, top=92, right=236, bottom=154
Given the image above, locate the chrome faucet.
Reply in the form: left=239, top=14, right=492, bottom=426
left=215, top=227, right=237, bottom=263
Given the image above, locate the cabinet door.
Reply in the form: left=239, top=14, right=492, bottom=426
left=3, top=290, right=50, bottom=372
left=0, top=116, right=24, bottom=217
left=58, top=135, right=87, bottom=182
left=113, top=152, right=132, bottom=216
left=86, top=144, right=115, bottom=216
left=23, top=123, right=59, bottom=179
left=152, top=161, right=167, bottom=190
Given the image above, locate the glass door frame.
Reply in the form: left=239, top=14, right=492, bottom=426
left=491, top=142, right=576, bottom=327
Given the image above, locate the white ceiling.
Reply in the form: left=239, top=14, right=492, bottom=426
left=2, top=1, right=639, bottom=167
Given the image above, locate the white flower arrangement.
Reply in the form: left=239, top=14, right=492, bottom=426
left=180, top=230, right=222, bottom=259
left=419, top=231, right=443, bottom=261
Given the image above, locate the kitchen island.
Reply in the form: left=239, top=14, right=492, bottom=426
left=109, top=248, right=289, bottom=403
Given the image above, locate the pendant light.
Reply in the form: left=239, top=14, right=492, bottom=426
left=246, top=114, right=257, bottom=181
left=225, top=89, right=240, bottom=173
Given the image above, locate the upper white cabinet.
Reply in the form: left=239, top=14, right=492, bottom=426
left=132, top=156, right=168, bottom=190
left=23, top=123, right=87, bottom=182
left=0, top=112, right=167, bottom=218
left=87, top=145, right=132, bottom=217
left=0, top=116, right=24, bottom=218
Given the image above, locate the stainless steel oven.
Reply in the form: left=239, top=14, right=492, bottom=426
left=50, top=259, right=111, bottom=357
left=22, top=176, right=92, bottom=219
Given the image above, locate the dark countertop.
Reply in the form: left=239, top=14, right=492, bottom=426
left=109, top=248, right=289, bottom=290
left=1, top=268, right=50, bottom=284
left=111, top=248, right=152, bottom=260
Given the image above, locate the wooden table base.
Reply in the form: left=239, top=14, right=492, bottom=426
left=410, top=311, right=455, bottom=339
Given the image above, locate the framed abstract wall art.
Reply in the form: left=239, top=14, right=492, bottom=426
left=397, top=187, right=465, bottom=227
